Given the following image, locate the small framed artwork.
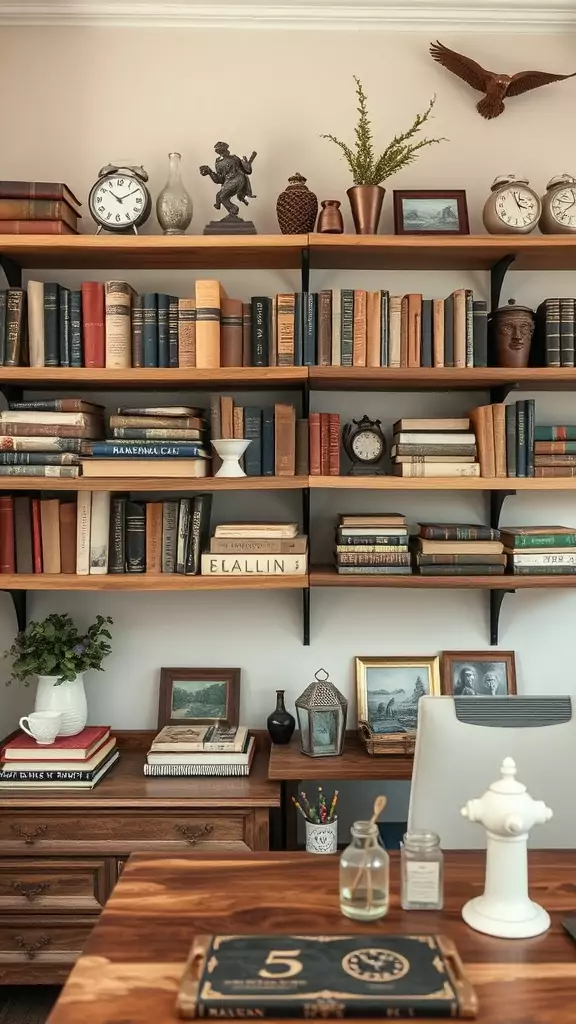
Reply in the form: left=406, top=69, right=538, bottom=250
left=355, top=656, right=441, bottom=736
left=441, top=652, right=517, bottom=697
left=158, top=668, right=240, bottom=728
left=393, top=190, right=469, bottom=235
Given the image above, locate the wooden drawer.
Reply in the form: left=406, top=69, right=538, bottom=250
left=0, top=811, right=254, bottom=854
left=0, top=917, right=92, bottom=967
left=0, top=859, right=108, bottom=913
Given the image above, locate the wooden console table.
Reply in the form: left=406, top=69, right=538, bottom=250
left=0, top=732, right=279, bottom=985
left=47, top=850, right=576, bottom=1024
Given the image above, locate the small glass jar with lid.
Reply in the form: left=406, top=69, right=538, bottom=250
left=339, top=820, right=389, bottom=921
left=401, top=831, right=443, bottom=910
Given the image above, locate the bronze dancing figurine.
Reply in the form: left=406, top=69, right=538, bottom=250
left=200, top=142, right=258, bottom=234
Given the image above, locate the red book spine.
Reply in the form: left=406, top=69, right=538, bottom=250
left=328, top=414, right=340, bottom=476
left=308, top=412, right=321, bottom=476
left=0, top=497, right=15, bottom=573
left=31, top=498, right=43, bottom=572
left=320, top=413, right=330, bottom=476
left=0, top=220, right=77, bottom=235
left=81, top=282, right=105, bottom=368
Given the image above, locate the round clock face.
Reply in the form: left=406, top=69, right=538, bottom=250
left=551, top=186, right=576, bottom=228
left=495, top=186, right=539, bottom=229
left=352, top=430, right=383, bottom=462
left=90, top=174, right=147, bottom=229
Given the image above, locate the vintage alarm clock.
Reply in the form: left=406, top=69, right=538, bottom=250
left=342, top=415, right=387, bottom=475
left=89, top=164, right=152, bottom=234
left=482, top=175, right=541, bottom=235
left=539, top=174, right=576, bottom=234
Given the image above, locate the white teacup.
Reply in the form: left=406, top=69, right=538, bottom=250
left=19, top=711, right=62, bottom=745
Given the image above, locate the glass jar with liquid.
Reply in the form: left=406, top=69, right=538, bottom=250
left=339, top=820, right=389, bottom=921
left=401, top=831, right=444, bottom=910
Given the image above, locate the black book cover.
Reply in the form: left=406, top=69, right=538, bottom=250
left=125, top=500, right=145, bottom=573
left=143, top=293, right=158, bottom=367
left=244, top=407, right=262, bottom=476
left=303, top=292, right=317, bottom=366
left=262, top=408, right=274, bottom=475
left=176, top=498, right=191, bottom=574
left=516, top=399, right=527, bottom=478
left=168, top=295, right=179, bottom=367
left=525, top=397, right=535, bottom=478
left=43, top=282, right=59, bottom=367
left=341, top=289, right=354, bottom=367
left=157, top=293, right=170, bottom=368
left=58, top=286, right=71, bottom=367
left=472, top=300, right=488, bottom=367
left=0, top=291, right=6, bottom=365
left=251, top=296, right=271, bottom=366
left=421, top=298, right=433, bottom=367
left=70, top=289, right=82, bottom=367
left=185, top=493, right=213, bottom=575
left=109, top=496, right=126, bottom=573
left=443, top=293, right=454, bottom=367
left=380, top=290, right=389, bottom=367
left=294, top=292, right=303, bottom=366
left=131, top=293, right=143, bottom=367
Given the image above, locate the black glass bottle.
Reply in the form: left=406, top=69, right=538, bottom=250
left=267, top=689, right=296, bottom=745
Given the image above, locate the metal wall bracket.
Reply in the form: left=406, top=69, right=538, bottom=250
left=490, top=589, right=515, bottom=646
left=490, top=489, right=516, bottom=530
left=490, top=383, right=519, bottom=404
left=490, top=254, right=516, bottom=312
left=3, top=590, right=26, bottom=633
left=302, top=590, right=310, bottom=646
left=0, top=255, right=22, bottom=289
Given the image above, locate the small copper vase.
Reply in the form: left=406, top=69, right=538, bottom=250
left=347, top=185, right=385, bottom=235
left=317, top=199, right=344, bottom=234
left=276, top=173, right=318, bottom=234
left=490, top=300, right=535, bottom=368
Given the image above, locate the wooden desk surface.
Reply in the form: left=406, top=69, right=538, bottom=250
left=47, top=851, right=576, bottom=1024
left=268, top=733, right=412, bottom=780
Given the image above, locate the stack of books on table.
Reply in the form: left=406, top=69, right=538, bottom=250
left=201, top=522, right=308, bottom=577
left=0, top=400, right=105, bottom=478
left=0, top=726, right=118, bottom=789
left=501, top=525, right=576, bottom=575
left=533, top=425, right=576, bottom=478
left=0, top=180, right=81, bottom=235
left=391, top=418, right=479, bottom=478
left=81, top=406, right=209, bottom=479
left=412, top=523, right=506, bottom=576
left=144, top=725, right=255, bottom=777
left=335, top=513, right=411, bottom=575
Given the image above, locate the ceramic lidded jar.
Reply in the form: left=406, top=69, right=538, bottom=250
left=317, top=199, right=344, bottom=233
left=490, top=299, right=535, bottom=368
left=276, top=173, right=318, bottom=234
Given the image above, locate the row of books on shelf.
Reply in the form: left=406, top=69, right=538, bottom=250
left=144, top=725, right=255, bottom=777
left=0, top=727, right=117, bottom=789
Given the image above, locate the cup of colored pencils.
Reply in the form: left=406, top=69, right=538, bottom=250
left=293, top=787, right=339, bottom=854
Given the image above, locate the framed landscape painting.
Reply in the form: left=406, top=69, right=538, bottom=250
left=393, top=190, right=469, bottom=235
left=158, top=668, right=240, bottom=728
left=355, top=656, right=441, bottom=736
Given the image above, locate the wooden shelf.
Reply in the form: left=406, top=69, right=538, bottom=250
left=308, top=476, right=576, bottom=490
left=0, top=476, right=308, bottom=492
left=0, top=366, right=308, bottom=390
left=268, top=732, right=412, bottom=781
left=309, top=367, right=576, bottom=391
left=309, top=233, right=576, bottom=271
left=0, top=234, right=307, bottom=271
left=0, top=573, right=308, bottom=591
left=310, top=566, right=576, bottom=588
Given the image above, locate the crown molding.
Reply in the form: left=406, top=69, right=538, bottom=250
left=0, top=0, right=575, bottom=30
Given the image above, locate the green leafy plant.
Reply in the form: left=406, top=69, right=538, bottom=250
left=5, top=613, right=113, bottom=686
left=321, top=77, right=447, bottom=186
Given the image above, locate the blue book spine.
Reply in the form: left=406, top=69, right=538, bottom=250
left=516, top=400, right=527, bottom=478
left=157, top=293, right=170, bottom=368
left=380, top=291, right=389, bottom=367
left=89, top=443, right=206, bottom=458
left=294, top=293, right=303, bottom=366
left=303, top=292, right=317, bottom=366
left=70, top=289, right=82, bottom=367
left=244, top=407, right=262, bottom=476
left=58, top=286, right=71, bottom=367
left=43, top=283, right=59, bottom=366
left=525, top=398, right=535, bottom=478
left=168, top=295, right=179, bottom=367
left=143, top=293, right=158, bottom=367
left=262, top=409, right=275, bottom=475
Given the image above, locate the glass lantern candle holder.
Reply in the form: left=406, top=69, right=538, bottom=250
left=295, top=668, right=347, bottom=757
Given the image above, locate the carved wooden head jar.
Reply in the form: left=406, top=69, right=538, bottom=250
left=490, top=300, right=535, bottom=368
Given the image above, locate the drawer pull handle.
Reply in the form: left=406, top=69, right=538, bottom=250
left=175, top=823, right=213, bottom=845
left=11, top=824, right=48, bottom=845
left=11, top=881, right=51, bottom=902
left=14, top=935, right=51, bottom=960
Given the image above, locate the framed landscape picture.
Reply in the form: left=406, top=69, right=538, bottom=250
left=441, top=651, right=517, bottom=697
left=393, top=190, right=469, bottom=235
left=158, top=668, right=240, bottom=728
left=355, top=656, right=441, bottom=737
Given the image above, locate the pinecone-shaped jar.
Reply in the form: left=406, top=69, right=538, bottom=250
left=276, top=173, right=318, bottom=234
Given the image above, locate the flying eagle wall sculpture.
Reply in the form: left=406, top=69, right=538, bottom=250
left=430, top=40, right=575, bottom=119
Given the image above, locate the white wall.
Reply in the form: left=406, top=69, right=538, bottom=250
left=1, top=24, right=576, bottom=825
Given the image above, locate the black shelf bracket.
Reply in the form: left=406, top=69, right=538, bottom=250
left=0, top=255, right=22, bottom=289
left=490, top=254, right=515, bottom=312
left=301, top=374, right=311, bottom=645
left=3, top=590, right=26, bottom=633
left=490, top=588, right=515, bottom=646
left=490, top=489, right=516, bottom=530
left=302, top=589, right=311, bottom=646
left=300, top=247, right=310, bottom=295
left=490, top=382, right=518, bottom=404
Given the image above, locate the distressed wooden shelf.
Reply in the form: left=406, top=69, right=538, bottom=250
left=308, top=476, right=576, bottom=490
left=0, top=476, right=308, bottom=491
left=0, top=573, right=308, bottom=591
left=0, top=366, right=308, bottom=389
left=310, top=566, right=576, bottom=588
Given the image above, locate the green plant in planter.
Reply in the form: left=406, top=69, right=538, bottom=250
left=321, top=77, right=447, bottom=186
left=5, top=613, right=113, bottom=686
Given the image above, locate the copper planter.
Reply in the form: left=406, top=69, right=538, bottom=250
left=347, top=185, right=385, bottom=235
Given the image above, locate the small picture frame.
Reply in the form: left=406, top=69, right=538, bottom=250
left=356, top=656, right=441, bottom=737
left=441, top=651, right=517, bottom=697
left=158, top=668, right=240, bottom=728
left=393, top=190, right=469, bottom=236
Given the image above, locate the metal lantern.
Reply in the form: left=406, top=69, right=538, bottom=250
left=295, top=668, right=347, bottom=757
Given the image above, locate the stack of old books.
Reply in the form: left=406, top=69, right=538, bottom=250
left=0, top=180, right=81, bottom=235
left=412, top=523, right=505, bottom=576
left=201, top=522, right=307, bottom=577
left=0, top=399, right=105, bottom=478
left=391, top=417, right=479, bottom=477
left=144, top=725, right=255, bottom=777
left=533, top=424, right=576, bottom=478
left=501, top=525, right=576, bottom=575
left=335, top=513, right=411, bottom=575
left=81, top=405, right=209, bottom=479
left=0, top=726, right=118, bottom=789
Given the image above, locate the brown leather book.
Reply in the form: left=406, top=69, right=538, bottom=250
left=329, top=413, right=340, bottom=475
left=221, top=298, right=243, bottom=367
left=400, top=296, right=409, bottom=367
left=274, top=404, right=296, bottom=476
left=296, top=419, right=309, bottom=475
left=0, top=496, right=15, bottom=573
left=535, top=441, right=576, bottom=453
left=0, top=422, right=102, bottom=439
left=178, top=298, right=196, bottom=367
left=318, top=291, right=332, bottom=366
left=433, top=299, right=445, bottom=367
left=0, top=180, right=82, bottom=212
left=535, top=466, right=576, bottom=477
left=40, top=499, right=61, bottom=574
left=59, top=501, right=77, bottom=574
left=492, top=403, right=507, bottom=478
left=146, top=503, right=163, bottom=574
left=353, top=289, right=367, bottom=366
left=320, top=413, right=330, bottom=475
left=0, top=220, right=77, bottom=234
left=366, top=291, right=381, bottom=368
left=0, top=199, right=78, bottom=229
left=14, top=496, right=32, bottom=573
left=308, top=412, right=321, bottom=476
left=407, top=293, right=422, bottom=368
left=242, top=303, right=252, bottom=366
left=82, top=282, right=105, bottom=368
left=453, top=289, right=467, bottom=368
left=220, top=396, right=234, bottom=440
left=277, top=294, right=295, bottom=366
left=469, top=404, right=496, bottom=477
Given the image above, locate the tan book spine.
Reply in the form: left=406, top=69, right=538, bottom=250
left=352, top=289, right=367, bottom=366
left=277, top=293, right=295, bottom=366
left=470, top=405, right=496, bottom=478
left=366, top=291, right=381, bottom=368
left=75, top=492, right=91, bottom=575
left=393, top=463, right=481, bottom=477
left=59, top=501, right=77, bottom=574
left=195, top=280, right=223, bottom=368
left=453, top=289, right=467, bottom=368
left=318, top=290, right=332, bottom=366
left=0, top=423, right=102, bottom=439
left=27, top=280, right=44, bottom=367
left=146, top=502, right=163, bottom=574
left=433, top=298, right=445, bottom=368
left=105, top=281, right=132, bottom=368
left=178, top=298, right=196, bottom=367
left=242, top=303, right=252, bottom=366
left=210, top=536, right=308, bottom=554
left=233, top=406, right=244, bottom=439
left=109, top=415, right=203, bottom=430
left=296, top=418, right=309, bottom=475
left=81, top=459, right=208, bottom=478
left=274, top=403, right=296, bottom=476
left=220, top=298, right=243, bottom=367
left=40, top=499, right=61, bottom=573
left=89, top=491, right=110, bottom=574
left=492, top=403, right=507, bottom=478
left=201, top=553, right=307, bottom=575
left=220, top=396, right=234, bottom=439
left=407, top=293, right=422, bottom=368
left=389, top=296, right=402, bottom=367
left=270, top=294, right=278, bottom=367
left=400, top=296, right=409, bottom=367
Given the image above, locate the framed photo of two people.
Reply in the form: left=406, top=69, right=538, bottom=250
left=441, top=651, right=517, bottom=697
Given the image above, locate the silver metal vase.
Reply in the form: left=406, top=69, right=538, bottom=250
left=156, top=152, right=193, bottom=235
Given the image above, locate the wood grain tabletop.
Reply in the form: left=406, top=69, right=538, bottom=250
left=47, top=851, right=576, bottom=1024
